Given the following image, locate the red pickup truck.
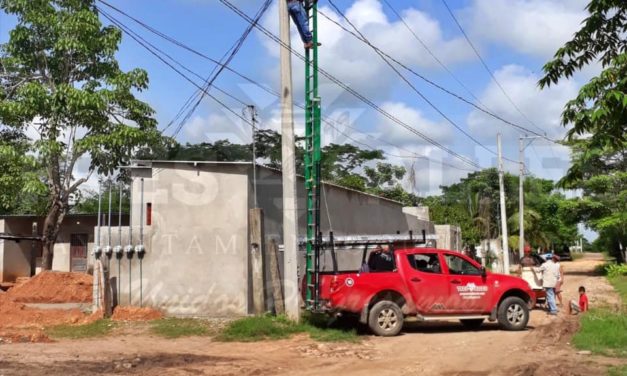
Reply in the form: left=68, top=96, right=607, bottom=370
left=318, top=247, right=534, bottom=336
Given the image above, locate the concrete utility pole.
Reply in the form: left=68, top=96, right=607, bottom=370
left=497, top=134, right=510, bottom=274
left=279, top=0, right=300, bottom=322
left=518, top=136, right=525, bottom=260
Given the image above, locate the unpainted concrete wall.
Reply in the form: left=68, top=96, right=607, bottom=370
left=120, top=162, right=250, bottom=317
left=255, top=167, right=433, bottom=240
left=434, top=224, right=462, bottom=251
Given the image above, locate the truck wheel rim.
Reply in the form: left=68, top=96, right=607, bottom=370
left=377, top=308, right=398, bottom=331
left=506, top=303, right=525, bottom=325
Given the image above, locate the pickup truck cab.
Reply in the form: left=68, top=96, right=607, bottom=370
left=318, top=247, right=534, bottom=336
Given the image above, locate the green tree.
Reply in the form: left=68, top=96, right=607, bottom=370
left=539, top=0, right=627, bottom=261
left=0, top=130, right=46, bottom=213
left=0, top=0, right=161, bottom=269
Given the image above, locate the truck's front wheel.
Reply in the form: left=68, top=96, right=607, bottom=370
left=497, top=296, right=529, bottom=331
left=368, top=300, right=404, bottom=336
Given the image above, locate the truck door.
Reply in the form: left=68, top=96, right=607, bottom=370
left=443, top=253, right=491, bottom=313
left=404, top=253, right=451, bottom=314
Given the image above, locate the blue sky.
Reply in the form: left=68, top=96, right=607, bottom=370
left=0, top=1, right=597, bottom=210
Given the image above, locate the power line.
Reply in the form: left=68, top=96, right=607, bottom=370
left=317, top=8, right=551, bottom=144
left=381, top=0, right=488, bottom=110
left=326, top=0, right=500, bottom=161
left=98, top=2, right=476, bottom=173
left=97, top=8, right=255, bottom=131
left=440, top=0, right=546, bottom=136
left=169, top=0, right=272, bottom=139
left=97, top=0, right=272, bottom=137
left=217, top=0, right=482, bottom=170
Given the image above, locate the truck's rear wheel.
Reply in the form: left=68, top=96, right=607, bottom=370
left=368, top=300, right=403, bottom=336
left=460, top=319, right=484, bottom=330
left=497, top=296, right=529, bottom=331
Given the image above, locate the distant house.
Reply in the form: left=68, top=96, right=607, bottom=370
left=0, top=213, right=128, bottom=283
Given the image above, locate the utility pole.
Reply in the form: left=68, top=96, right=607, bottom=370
left=279, top=0, right=300, bottom=322
left=497, top=134, right=510, bottom=274
left=518, top=135, right=541, bottom=259
left=244, top=105, right=259, bottom=208
left=518, top=136, right=525, bottom=260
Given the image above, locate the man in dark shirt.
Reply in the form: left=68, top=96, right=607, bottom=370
left=520, top=244, right=538, bottom=266
left=368, top=245, right=394, bottom=272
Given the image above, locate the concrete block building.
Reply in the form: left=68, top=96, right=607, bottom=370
left=100, top=160, right=437, bottom=317
left=0, top=214, right=127, bottom=283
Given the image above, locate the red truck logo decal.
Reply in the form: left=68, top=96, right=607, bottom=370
left=456, top=283, right=488, bottom=300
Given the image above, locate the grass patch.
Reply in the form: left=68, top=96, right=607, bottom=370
left=608, top=365, right=627, bottom=376
left=572, top=252, right=584, bottom=261
left=572, top=308, right=627, bottom=357
left=150, top=318, right=215, bottom=339
left=609, top=276, right=627, bottom=307
left=217, top=314, right=359, bottom=343
left=572, top=276, right=627, bottom=358
left=46, top=319, right=115, bottom=339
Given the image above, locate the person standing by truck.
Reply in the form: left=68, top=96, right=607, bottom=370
left=540, top=255, right=561, bottom=315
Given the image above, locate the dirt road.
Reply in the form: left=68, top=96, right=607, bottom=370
left=1, top=254, right=624, bottom=376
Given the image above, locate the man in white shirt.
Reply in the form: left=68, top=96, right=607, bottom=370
left=540, top=255, right=561, bottom=315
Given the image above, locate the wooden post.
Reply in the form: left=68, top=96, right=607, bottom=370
left=30, top=222, right=38, bottom=276
left=267, top=238, right=285, bottom=315
left=249, top=208, right=265, bottom=314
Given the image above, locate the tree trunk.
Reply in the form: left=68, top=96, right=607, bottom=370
left=41, top=200, right=66, bottom=270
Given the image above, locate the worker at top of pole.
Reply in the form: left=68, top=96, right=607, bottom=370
left=287, top=0, right=321, bottom=49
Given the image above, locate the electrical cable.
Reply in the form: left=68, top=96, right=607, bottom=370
left=169, top=0, right=272, bottom=139
left=99, top=2, right=480, bottom=173
left=381, top=0, right=488, bottom=110
left=440, top=0, right=547, bottom=136
left=98, top=8, right=255, bottom=130
left=97, top=2, right=477, bottom=172
left=98, top=0, right=272, bottom=136
left=326, top=0, right=502, bottom=161
left=316, top=8, right=553, bottom=144
left=217, top=0, right=482, bottom=170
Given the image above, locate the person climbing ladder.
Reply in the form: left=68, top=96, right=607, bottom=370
left=287, top=0, right=320, bottom=49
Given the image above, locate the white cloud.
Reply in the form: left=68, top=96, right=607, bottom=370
left=376, top=102, right=453, bottom=147
left=467, top=64, right=578, bottom=141
left=260, top=0, right=475, bottom=105
left=466, top=0, right=589, bottom=58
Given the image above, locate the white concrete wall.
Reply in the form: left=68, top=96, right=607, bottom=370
left=119, top=162, right=250, bottom=317
left=435, top=224, right=462, bottom=251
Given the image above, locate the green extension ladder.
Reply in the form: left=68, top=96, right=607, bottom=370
left=304, top=0, right=322, bottom=312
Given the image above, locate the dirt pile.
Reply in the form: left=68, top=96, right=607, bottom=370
left=112, top=306, right=163, bottom=321
left=7, top=271, right=92, bottom=303
left=0, top=294, right=85, bottom=328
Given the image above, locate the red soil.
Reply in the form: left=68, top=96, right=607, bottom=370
left=7, top=271, right=92, bottom=303
left=0, top=294, right=85, bottom=329
left=111, top=306, right=163, bottom=321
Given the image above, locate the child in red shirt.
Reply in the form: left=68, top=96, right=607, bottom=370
left=569, top=286, right=588, bottom=314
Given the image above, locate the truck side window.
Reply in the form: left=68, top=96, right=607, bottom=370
left=444, top=254, right=481, bottom=275
left=408, top=254, right=442, bottom=274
